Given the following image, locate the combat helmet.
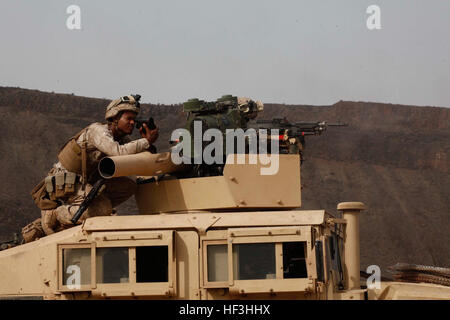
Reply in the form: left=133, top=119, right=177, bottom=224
left=105, top=94, right=141, bottom=120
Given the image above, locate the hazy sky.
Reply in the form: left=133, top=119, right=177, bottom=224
left=1, top=0, right=449, bottom=107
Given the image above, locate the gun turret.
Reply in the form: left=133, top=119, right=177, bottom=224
left=254, top=118, right=348, bottom=158
left=176, top=95, right=264, bottom=177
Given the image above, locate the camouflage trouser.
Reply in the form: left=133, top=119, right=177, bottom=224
left=24, top=177, right=137, bottom=241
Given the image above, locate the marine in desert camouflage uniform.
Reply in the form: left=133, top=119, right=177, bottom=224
left=22, top=95, right=158, bottom=242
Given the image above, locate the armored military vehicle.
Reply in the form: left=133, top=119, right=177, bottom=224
left=0, top=96, right=448, bottom=300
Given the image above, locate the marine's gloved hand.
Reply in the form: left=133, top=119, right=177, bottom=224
left=140, top=123, right=159, bottom=145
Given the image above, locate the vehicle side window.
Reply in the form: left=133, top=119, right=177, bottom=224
left=207, top=244, right=228, bottom=282
left=233, top=243, right=276, bottom=280
left=62, top=248, right=91, bottom=286
left=58, top=231, right=175, bottom=296
left=283, top=242, right=307, bottom=278
left=204, top=241, right=309, bottom=284
left=203, top=227, right=314, bottom=293
left=96, top=247, right=129, bottom=284
left=136, top=246, right=168, bottom=283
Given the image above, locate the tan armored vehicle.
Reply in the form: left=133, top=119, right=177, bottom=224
left=0, top=95, right=449, bottom=300
left=0, top=151, right=449, bottom=300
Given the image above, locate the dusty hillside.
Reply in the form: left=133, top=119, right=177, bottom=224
left=0, top=87, right=448, bottom=275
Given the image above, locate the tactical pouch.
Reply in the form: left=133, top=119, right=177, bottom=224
left=55, top=172, right=65, bottom=198
left=45, top=172, right=78, bottom=200
left=31, top=179, right=59, bottom=210
left=65, top=172, right=76, bottom=194
left=44, top=175, right=56, bottom=200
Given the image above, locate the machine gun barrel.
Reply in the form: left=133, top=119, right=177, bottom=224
left=255, top=119, right=347, bottom=136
